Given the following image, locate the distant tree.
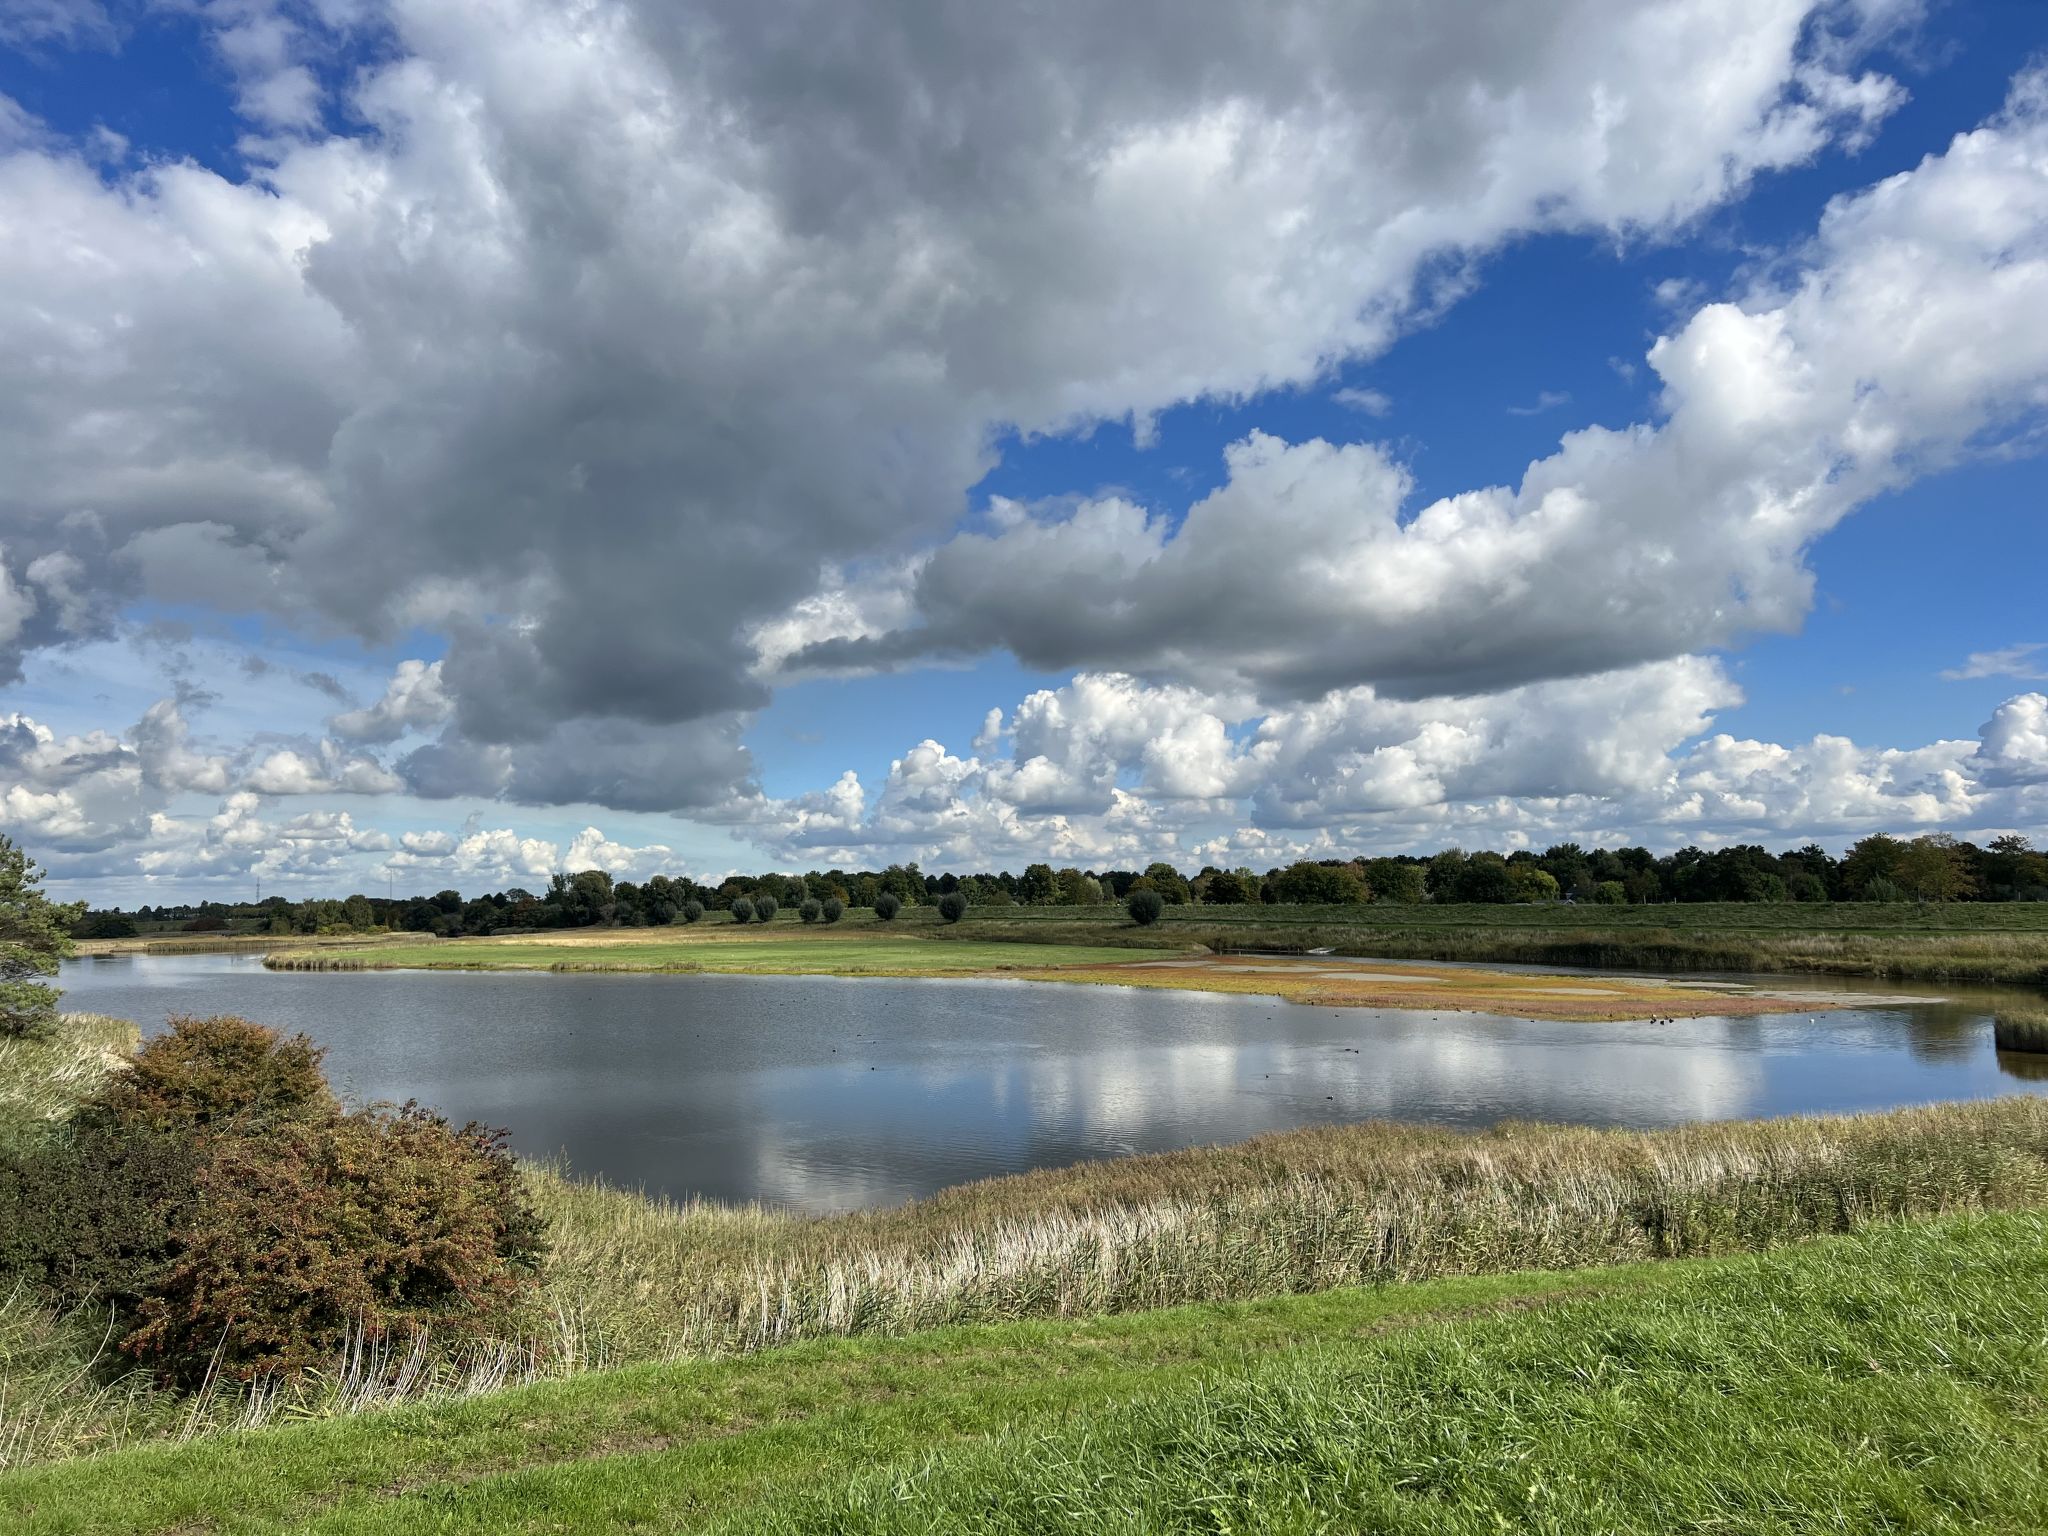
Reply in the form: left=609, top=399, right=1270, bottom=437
left=821, top=897, right=845, bottom=923
left=1452, top=853, right=1514, bottom=904
left=1985, top=834, right=2048, bottom=901
left=1016, top=863, right=1059, bottom=906
left=183, top=914, right=228, bottom=933
left=1267, top=861, right=1368, bottom=905
left=72, top=911, right=138, bottom=939
left=1056, top=868, right=1102, bottom=905
left=1593, top=881, right=1628, bottom=905
left=877, top=864, right=923, bottom=906
left=1201, top=870, right=1252, bottom=905
left=682, top=899, right=705, bottom=924
left=1787, top=872, right=1829, bottom=903
left=874, top=892, right=901, bottom=921
left=754, top=894, right=779, bottom=923
left=1537, top=843, right=1594, bottom=900
left=729, top=897, right=755, bottom=924
left=1842, top=835, right=1908, bottom=899
left=1, top=837, right=80, bottom=1041
left=799, top=897, right=823, bottom=923
left=341, top=894, right=376, bottom=931
left=1781, top=843, right=1841, bottom=900
left=1127, top=888, right=1166, bottom=926
left=1425, top=849, right=1469, bottom=902
left=1862, top=876, right=1906, bottom=904
left=937, top=891, right=968, bottom=923
left=1739, top=870, right=1788, bottom=904
left=1360, top=859, right=1426, bottom=904
left=1506, top=864, right=1560, bottom=904
left=1141, top=863, right=1192, bottom=904
left=1895, top=834, right=1971, bottom=903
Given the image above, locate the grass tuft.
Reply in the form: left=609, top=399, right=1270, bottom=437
left=1995, top=1007, right=2048, bottom=1053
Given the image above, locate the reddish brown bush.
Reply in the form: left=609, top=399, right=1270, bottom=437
left=123, top=1103, right=546, bottom=1383
left=88, top=1014, right=334, bottom=1135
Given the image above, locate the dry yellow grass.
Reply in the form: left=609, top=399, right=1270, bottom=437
left=1034, top=953, right=1831, bottom=1021
left=533, top=1096, right=2048, bottom=1363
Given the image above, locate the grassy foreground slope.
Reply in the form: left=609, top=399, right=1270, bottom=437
left=11, top=1009, right=2048, bottom=1471
left=9, top=1213, right=2045, bottom=1535
left=10, top=993, right=2048, bottom=1467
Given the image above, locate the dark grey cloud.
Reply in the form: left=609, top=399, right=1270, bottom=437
left=295, top=669, right=351, bottom=703
left=0, top=0, right=1911, bottom=807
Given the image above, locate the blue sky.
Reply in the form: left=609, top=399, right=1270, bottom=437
left=3, top=0, right=2047, bottom=899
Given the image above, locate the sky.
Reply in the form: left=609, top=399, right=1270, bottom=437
left=3, top=0, right=2048, bottom=903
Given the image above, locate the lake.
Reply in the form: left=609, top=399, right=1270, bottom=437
left=59, top=953, right=2047, bottom=1213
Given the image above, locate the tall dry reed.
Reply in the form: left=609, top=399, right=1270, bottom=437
left=1995, top=1008, right=2048, bottom=1053
left=534, top=1097, right=2048, bottom=1362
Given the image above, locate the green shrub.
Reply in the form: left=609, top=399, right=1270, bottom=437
left=1593, top=881, right=1627, bottom=905
left=938, top=892, right=968, bottom=923
left=122, top=1105, right=546, bottom=1385
left=799, top=898, right=823, bottom=924
left=1128, top=889, right=1166, bottom=926
left=1, top=835, right=77, bottom=1043
left=754, top=895, right=779, bottom=923
left=85, top=1015, right=333, bottom=1136
left=874, top=893, right=901, bottom=921
left=682, top=899, right=705, bottom=924
left=0, top=1120, right=201, bottom=1306
left=821, top=897, right=845, bottom=923
left=729, top=898, right=755, bottom=925
left=1995, top=1008, right=2048, bottom=1054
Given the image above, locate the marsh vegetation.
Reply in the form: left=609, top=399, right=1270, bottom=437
left=7, top=1003, right=2048, bottom=1467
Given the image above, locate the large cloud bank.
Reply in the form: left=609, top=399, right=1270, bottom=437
left=2, top=0, right=2046, bottom=888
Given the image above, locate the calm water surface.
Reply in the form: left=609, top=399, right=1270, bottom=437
left=59, top=954, right=2047, bottom=1213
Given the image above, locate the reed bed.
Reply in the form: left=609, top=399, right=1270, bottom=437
left=1995, top=1007, right=2048, bottom=1053
left=140, top=937, right=274, bottom=955
left=0, top=1285, right=585, bottom=1469
left=260, top=954, right=378, bottom=971
left=1194, top=923, right=2048, bottom=986
left=534, top=1097, right=2048, bottom=1364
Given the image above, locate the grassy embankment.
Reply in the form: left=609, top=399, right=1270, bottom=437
left=9, top=1008, right=2048, bottom=1468
left=8, top=1210, right=2048, bottom=1534
left=197, top=899, right=2048, bottom=999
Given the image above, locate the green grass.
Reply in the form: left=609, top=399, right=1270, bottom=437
left=744, top=1211, right=2048, bottom=1536
left=8, top=1212, right=2045, bottom=1534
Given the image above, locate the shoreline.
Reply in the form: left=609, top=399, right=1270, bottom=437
left=81, top=929, right=1865, bottom=1022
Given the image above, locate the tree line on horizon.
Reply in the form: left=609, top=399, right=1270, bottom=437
left=68, top=832, right=2048, bottom=940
